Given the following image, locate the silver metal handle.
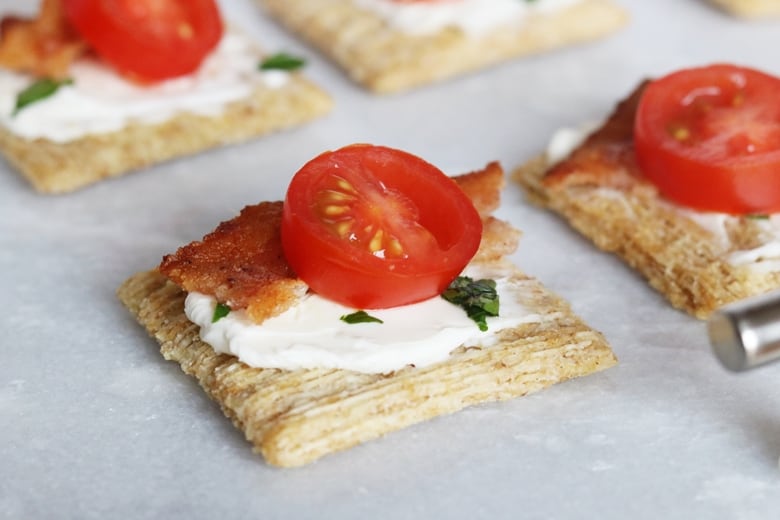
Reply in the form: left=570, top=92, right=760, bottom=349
left=708, top=290, right=780, bottom=371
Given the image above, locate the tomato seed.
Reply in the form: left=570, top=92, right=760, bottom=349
left=178, top=23, right=194, bottom=39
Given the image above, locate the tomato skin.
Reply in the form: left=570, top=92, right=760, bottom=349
left=282, top=144, right=483, bottom=309
left=634, top=64, right=780, bottom=215
left=62, top=0, right=223, bottom=82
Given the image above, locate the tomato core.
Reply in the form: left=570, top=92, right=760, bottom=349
left=634, top=64, right=780, bottom=214
left=281, top=144, right=483, bottom=309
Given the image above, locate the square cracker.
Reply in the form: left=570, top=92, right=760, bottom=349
left=0, top=75, right=332, bottom=194
left=257, top=0, right=628, bottom=94
left=513, top=85, right=780, bottom=319
left=117, top=267, right=616, bottom=467
left=708, top=0, right=780, bottom=17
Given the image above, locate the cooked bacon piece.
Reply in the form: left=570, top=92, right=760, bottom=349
left=543, top=82, right=648, bottom=190
left=454, top=163, right=520, bottom=261
left=0, top=0, right=87, bottom=78
left=473, top=217, right=520, bottom=263
left=453, top=161, right=504, bottom=218
left=159, top=202, right=308, bottom=324
left=160, top=164, right=513, bottom=324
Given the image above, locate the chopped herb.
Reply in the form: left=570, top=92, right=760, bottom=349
left=746, top=214, right=769, bottom=220
left=340, top=310, right=384, bottom=324
left=259, top=53, right=306, bottom=71
left=13, top=78, right=73, bottom=116
left=212, top=302, right=231, bottom=323
left=441, top=276, right=499, bottom=332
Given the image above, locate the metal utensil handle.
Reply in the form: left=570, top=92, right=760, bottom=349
left=708, top=290, right=780, bottom=371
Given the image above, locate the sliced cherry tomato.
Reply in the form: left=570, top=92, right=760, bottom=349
left=62, top=0, right=223, bottom=82
left=634, top=64, right=780, bottom=214
left=281, top=144, right=483, bottom=309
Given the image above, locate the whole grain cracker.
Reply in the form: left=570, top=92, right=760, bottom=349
left=1, top=75, right=332, bottom=193
left=118, top=266, right=616, bottom=467
left=514, top=139, right=780, bottom=319
left=257, top=0, right=628, bottom=94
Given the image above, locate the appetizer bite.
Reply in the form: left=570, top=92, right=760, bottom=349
left=515, top=64, right=780, bottom=318
left=118, top=144, right=616, bottom=467
left=0, top=0, right=332, bottom=193
left=708, top=0, right=780, bottom=17
left=257, top=0, right=628, bottom=94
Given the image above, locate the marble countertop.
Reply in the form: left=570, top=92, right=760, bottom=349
left=2, top=0, right=780, bottom=518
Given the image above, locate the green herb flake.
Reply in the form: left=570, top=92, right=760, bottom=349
left=259, top=53, right=306, bottom=71
left=13, top=78, right=73, bottom=116
left=746, top=214, right=770, bottom=220
left=212, top=302, right=231, bottom=323
left=441, top=276, right=499, bottom=332
left=340, top=310, right=384, bottom=325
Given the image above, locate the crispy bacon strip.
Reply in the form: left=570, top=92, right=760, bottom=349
left=543, top=82, right=648, bottom=190
left=456, top=162, right=520, bottom=262
left=0, top=0, right=87, bottom=78
left=160, top=165, right=513, bottom=324
left=452, top=161, right=504, bottom=219
left=159, top=202, right=308, bottom=325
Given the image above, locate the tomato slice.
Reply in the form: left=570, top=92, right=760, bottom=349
left=281, top=144, right=483, bottom=309
left=62, top=0, right=223, bottom=82
left=634, top=64, right=780, bottom=214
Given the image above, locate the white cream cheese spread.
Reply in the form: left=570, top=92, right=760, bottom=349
left=545, top=126, right=780, bottom=273
left=354, top=0, right=582, bottom=37
left=676, top=211, right=780, bottom=273
left=185, top=266, right=545, bottom=374
left=0, top=30, right=289, bottom=143
left=545, top=123, right=596, bottom=164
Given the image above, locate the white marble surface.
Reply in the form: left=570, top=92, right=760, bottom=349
left=2, top=1, right=780, bottom=518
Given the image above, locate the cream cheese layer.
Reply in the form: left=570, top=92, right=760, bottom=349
left=0, top=30, right=289, bottom=143
left=185, top=265, right=544, bottom=374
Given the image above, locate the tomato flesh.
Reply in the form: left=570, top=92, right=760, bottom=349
left=282, top=144, right=483, bottom=309
left=62, top=0, right=223, bottom=82
left=634, top=64, right=780, bottom=214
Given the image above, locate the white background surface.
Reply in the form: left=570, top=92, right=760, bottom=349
left=2, top=0, right=780, bottom=518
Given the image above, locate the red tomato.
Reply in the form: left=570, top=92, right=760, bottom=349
left=281, top=144, right=483, bottom=309
left=634, top=64, right=780, bottom=214
left=62, top=0, right=223, bottom=82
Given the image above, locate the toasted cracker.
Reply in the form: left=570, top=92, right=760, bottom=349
left=257, top=0, right=627, bottom=94
left=708, top=0, right=780, bottom=17
left=0, top=75, right=332, bottom=193
left=118, top=265, right=616, bottom=467
left=513, top=91, right=780, bottom=319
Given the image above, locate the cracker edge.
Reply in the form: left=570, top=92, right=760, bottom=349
left=117, top=268, right=616, bottom=467
left=708, top=0, right=780, bottom=17
left=0, top=75, right=333, bottom=194
left=513, top=155, right=780, bottom=319
left=257, top=0, right=628, bottom=94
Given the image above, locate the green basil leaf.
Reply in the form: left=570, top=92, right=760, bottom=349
left=13, top=78, right=73, bottom=116
left=746, top=214, right=769, bottom=220
left=340, top=310, right=384, bottom=325
left=212, top=302, right=231, bottom=323
left=441, top=276, right=499, bottom=332
left=259, top=53, right=306, bottom=71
